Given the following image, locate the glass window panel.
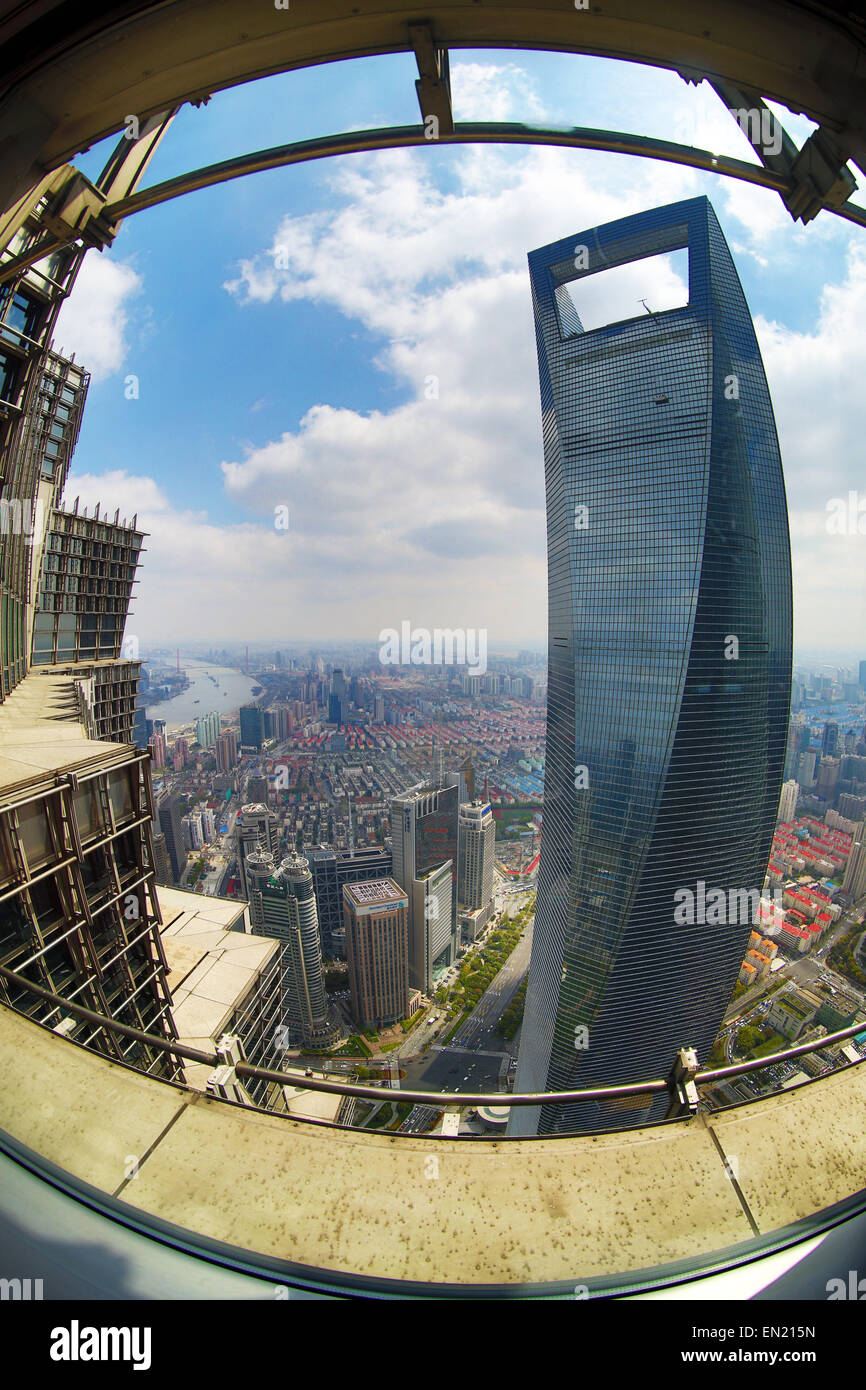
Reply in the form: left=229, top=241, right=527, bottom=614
left=108, top=770, right=133, bottom=823
left=17, top=802, right=53, bottom=870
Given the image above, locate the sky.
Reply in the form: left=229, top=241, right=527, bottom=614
left=53, top=49, right=866, bottom=662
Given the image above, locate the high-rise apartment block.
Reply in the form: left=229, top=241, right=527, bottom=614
left=215, top=729, right=237, bottom=771
left=778, top=780, right=799, bottom=825
left=182, top=813, right=204, bottom=852
left=196, top=709, right=220, bottom=748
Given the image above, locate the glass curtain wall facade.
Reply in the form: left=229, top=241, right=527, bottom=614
left=257, top=852, right=339, bottom=1048
left=512, top=197, right=792, bottom=1135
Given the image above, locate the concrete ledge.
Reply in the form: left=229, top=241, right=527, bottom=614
left=1, top=1006, right=864, bottom=1287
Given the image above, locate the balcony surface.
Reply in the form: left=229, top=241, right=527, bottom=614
left=2, top=1006, right=864, bottom=1288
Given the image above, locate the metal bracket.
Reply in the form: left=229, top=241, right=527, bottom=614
left=666, top=1046, right=701, bottom=1118
left=409, top=23, right=454, bottom=136
left=711, top=78, right=857, bottom=224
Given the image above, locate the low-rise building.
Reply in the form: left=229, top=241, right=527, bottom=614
left=767, top=985, right=824, bottom=1041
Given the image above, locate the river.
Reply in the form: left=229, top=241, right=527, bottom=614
left=145, top=658, right=258, bottom=733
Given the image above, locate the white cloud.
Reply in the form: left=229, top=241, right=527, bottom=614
left=451, top=60, right=549, bottom=122
left=220, top=138, right=865, bottom=653
left=756, top=244, right=866, bottom=650
left=218, top=143, right=700, bottom=642
left=53, top=254, right=141, bottom=381
left=63, top=468, right=303, bottom=642
left=65, top=59, right=866, bottom=651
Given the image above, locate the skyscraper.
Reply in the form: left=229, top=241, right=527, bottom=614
left=410, top=861, right=454, bottom=993
left=391, top=782, right=458, bottom=986
left=239, top=704, right=264, bottom=750
left=513, top=198, right=792, bottom=1135
left=843, top=831, right=866, bottom=901
left=244, top=844, right=277, bottom=932
left=0, top=339, right=181, bottom=1080
left=342, top=878, right=409, bottom=1029
left=457, top=799, right=495, bottom=939
left=32, top=499, right=144, bottom=674
left=822, top=720, right=840, bottom=758
left=236, top=803, right=279, bottom=899
left=816, top=757, right=840, bottom=802
left=247, top=774, right=269, bottom=805
left=798, top=748, right=819, bottom=788
left=250, top=850, right=339, bottom=1048
left=151, top=831, right=172, bottom=886
left=307, top=844, right=393, bottom=959
left=158, top=794, right=187, bottom=884
left=0, top=349, right=89, bottom=700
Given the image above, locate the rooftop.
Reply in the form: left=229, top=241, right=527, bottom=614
left=0, top=667, right=129, bottom=800
left=342, top=877, right=406, bottom=907
left=157, top=886, right=277, bottom=1090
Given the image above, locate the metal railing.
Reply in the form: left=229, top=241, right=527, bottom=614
left=1, top=960, right=863, bottom=1114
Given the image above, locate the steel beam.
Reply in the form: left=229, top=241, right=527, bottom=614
left=0, top=0, right=866, bottom=218
left=4, top=118, right=863, bottom=288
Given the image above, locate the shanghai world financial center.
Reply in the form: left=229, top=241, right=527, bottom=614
left=512, top=197, right=792, bottom=1135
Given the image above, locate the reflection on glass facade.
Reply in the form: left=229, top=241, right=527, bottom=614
left=512, top=198, right=792, bottom=1135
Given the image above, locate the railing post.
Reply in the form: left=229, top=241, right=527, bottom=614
left=665, top=1046, right=701, bottom=1119
left=206, top=1034, right=252, bottom=1104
